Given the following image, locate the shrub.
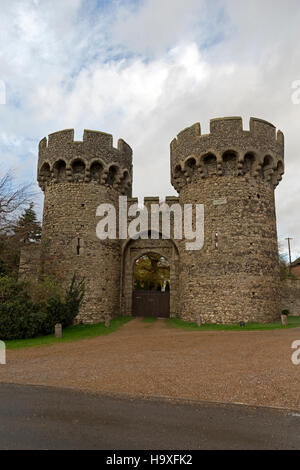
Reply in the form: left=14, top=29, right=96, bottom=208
left=0, top=274, right=85, bottom=340
left=63, top=274, right=85, bottom=327
left=282, top=309, right=289, bottom=316
left=40, top=275, right=85, bottom=334
left=0, top=260, right=9, bottom=277
left=39, top=297, right=65, bottom=335
left=27, top=274, right=61, bottom=304
left=0, top=276, right=28, bottom=303
left=0, top=300, right=46, bottom=340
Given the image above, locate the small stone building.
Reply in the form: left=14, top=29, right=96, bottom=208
left=25, top=116, right=285, bottom=324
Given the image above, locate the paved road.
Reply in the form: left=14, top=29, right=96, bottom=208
left=0, top=384, right=299, bottom=450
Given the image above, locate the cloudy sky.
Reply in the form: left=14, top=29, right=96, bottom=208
left=0, top=0, right=299, bottom=258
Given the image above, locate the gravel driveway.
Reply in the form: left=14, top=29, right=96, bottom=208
left=0, top=318, right=299, bottom=410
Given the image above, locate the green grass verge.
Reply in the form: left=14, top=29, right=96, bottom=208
left=166, top=316, right=300, bottom=331
left=142, top=317, right=157, bottom=323
left=5, top=316, right=133, bottom=350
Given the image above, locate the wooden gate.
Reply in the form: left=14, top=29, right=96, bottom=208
left=132, top=291, right=170, bottom=318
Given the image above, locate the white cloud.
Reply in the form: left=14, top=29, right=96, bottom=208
left=0, top=0, right=300, bottom=258
left=111, top=0, right=207, bottom=55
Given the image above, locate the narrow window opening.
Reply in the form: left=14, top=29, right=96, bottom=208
left=77, top=238, right=81, bottom=255
left=215, top=232, right=219, bottom=249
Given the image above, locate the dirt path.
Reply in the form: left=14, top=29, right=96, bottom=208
left=0, top=318, right=299, bottom=410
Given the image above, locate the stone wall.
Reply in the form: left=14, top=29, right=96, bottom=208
left=19, top=243, right=41, bottom=282
left=38, top=129, right=132, bottom=323
left=281, top=279, right=300, bottom=315
left=171, top=117, right=284, bottom=324
left=42, top=183, right=122, bottom=323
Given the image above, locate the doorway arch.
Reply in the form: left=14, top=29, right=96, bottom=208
left=132, top=252, right=170, bottom=318
left=120, top=234, right=180, bottom=317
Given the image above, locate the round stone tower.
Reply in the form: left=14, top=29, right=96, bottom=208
left=170, top=117, right=284, bottom=324
left=38, top=129, right=132, bottom=323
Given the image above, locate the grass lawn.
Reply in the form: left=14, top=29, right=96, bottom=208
left=5, top=316, right=133, bottom=350
left=166, top=316, right=300, bottom=331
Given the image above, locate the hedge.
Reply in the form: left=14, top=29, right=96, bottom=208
left=0, top=274, right=85, bottom=340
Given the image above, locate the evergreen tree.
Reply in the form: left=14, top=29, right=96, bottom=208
left=16, top=203, right=41, bottom=243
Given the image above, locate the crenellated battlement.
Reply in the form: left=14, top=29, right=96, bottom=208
left=39, top=129, right=132, bottom=156
left=171, top=117, right=283, bottom=151
left=127, top=196, right=180, bottom=209
left=170, top=117, right=284, bottom=192
left=38, top=129, right=133, bottom=195
left=126, top=196, right=181, bottom=239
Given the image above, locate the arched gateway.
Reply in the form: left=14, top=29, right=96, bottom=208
left=121, top=234, right=180, bottom=318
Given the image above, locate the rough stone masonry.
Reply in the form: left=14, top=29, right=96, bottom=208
left=21, top=116, right=284, bottom=324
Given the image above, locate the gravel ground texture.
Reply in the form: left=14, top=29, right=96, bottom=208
left=0, top=318, right=299, bottom=410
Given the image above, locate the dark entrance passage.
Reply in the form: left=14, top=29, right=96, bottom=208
left=132, top=291, right=170, bottom=318
left=132, top=252, right=170, bottom=318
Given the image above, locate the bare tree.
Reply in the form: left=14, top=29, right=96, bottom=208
left=0, top=172, right=32, bottom=233
left=0, top=172, right=34, bottom=276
